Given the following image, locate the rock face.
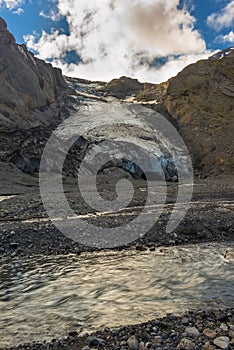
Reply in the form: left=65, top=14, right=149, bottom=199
left=209, top=47, right=234, bottom=60
left=164, top=57, right=234, bottom=176
left=104, top=76, right=143, bottom=98
left=0, top=21, right=233, bottom=181
left=0, top=17, right=69, bottom=130
left=104, top=51, right=234, bottom=177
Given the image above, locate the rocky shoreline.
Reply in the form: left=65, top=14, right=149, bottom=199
left=0, top=177, right=233, bottom=350
left=2, top=308, right=234, bottom=350
left=0, top=176, right=233, bottom=258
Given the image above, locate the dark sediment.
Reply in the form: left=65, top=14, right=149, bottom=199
left=0, top=174, right=233, bottom=257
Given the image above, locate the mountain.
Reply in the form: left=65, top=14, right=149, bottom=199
left=209, top=47, right=234, bottom=60
left=164, top=56, right=234, bottom=177
left=0, top=17, right=233, bottom=180
left=103, top=76, right=143, bottom=99
left=101, top=49, right=233, bottom=177
left=0, top=17, right=71, bottom=131
left=128, top=52, right=233, bottom=177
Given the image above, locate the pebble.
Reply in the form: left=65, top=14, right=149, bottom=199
left=213, top=336, right=230, bottom=349
left=120, top=340, right=127, bottom=346
left=184, top=327, right=200, bottom=337
left=127, top=335, right=139, bottom=349
left=202, top=341, right=215, bottom=350
left=88, top=336, right=106, bottom=347
left=219, top=323, right=228, bottom=332
left=181, top=317, right=189, bottom=325
left=10, top=242, right=19, bottom=249
left=152, top=327, right=159, bottom=333
left=154, top=336, right=162, bottom=344
left=203, top=329, right=217, bottom=338
left=177, top=338, right=196, bottom=349
left=136, top=245, right=148, bottom=252
left=68, top=331, right=78, bottom=337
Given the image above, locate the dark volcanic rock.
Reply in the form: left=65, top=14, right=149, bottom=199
left=0, top=17, right=70, bottom=131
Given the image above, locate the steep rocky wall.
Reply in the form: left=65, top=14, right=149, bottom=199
left=132, top=56, right=234, bottom=177
left=0, top=17, right=70, bottom=131
left=164, top=57, right=234, bottom=177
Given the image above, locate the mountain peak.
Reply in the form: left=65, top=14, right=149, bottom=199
left=0, top=16, right=69, bottom=130
left=209, top=47, right=234, bottom=60
left=0, top=16, right=15, bottom=45
left=0, top=17, right=7, bottom=29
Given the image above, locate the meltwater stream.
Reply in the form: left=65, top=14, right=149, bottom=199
left=0, top=242, right=234, bottom=347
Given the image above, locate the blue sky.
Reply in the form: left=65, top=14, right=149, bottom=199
left=0, top=0, right=233, bottom=82
left=184, top=0, right=234, bottom=50
left=0, top=1, right=68, bottom=43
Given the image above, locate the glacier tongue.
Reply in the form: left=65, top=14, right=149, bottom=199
left=54, top=100, right=192, bottom=180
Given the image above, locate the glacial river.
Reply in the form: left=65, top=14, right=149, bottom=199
left=0, top=242, right=233, bottom=348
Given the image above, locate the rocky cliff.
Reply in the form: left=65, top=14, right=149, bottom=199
left=0, top=17, right=70, bottom=131
left=0, top=15, right=233, bottom=179
left=164, top=57, right=234, bottom=177
left=209, top=47, right=234, bottom=60
left=124, top=54, right=233, bottom=177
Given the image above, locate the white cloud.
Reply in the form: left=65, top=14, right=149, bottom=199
left=207, top=0, right=234, bottom=30
left=52, top=51, right=211, bottom=84
left=218, top=30, right=234, bottom=43
left=13, top=7, right=24, bottom=14
left=0, top=0, right=24, bottom=10
left=39, top=9, right=61, bottom=22
left=25, top=0, right=208, bottom=83
left=24, top=30, right=75, bottom=60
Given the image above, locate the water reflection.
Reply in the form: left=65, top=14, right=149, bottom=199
left=0, top=242, right=233, bottom=347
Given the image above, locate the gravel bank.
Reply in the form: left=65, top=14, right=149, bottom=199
left=0, top=177, right=233, bottom=258
left=0, top=176, right=233, bottom=350
left=3, top=308, right=234, bottom=350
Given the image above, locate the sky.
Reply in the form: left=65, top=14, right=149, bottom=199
left=0, top=0, right=234, bottom=83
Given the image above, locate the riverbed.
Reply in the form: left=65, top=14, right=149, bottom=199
left=0, top=242, right=233, bottom=348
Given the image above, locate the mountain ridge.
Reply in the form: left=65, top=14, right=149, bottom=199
left=0, top=17, right=72, bottom=131
left=0, top=15, right=233, bottom=179
left=209, top=47, right=234, bottom=60
left=106, top=54, right=234, bottom=177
